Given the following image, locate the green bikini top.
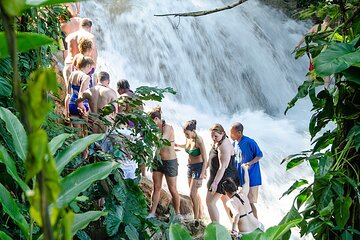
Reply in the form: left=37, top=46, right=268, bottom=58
left=185, top=134, right=201, bottom=157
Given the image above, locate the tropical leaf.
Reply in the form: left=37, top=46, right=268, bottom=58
left=0, top=76, right=12, bottom=97
left=0, top=32, right=54, bottom=58
left=242, top=219, right=302, bottom=240
left=280, top=179, right=308, bottom=199
left=57, top=161, right=120, bottom=207
left=0, top=231, right=13, bottom=240
left=72, top=211, right=107, bottom=236
left=106, top=205, right=124, bottom=236
left=0, top=0, right=25, bottom=16
left=25, top=0, right=78, bottom=8
left=313, top=177, right=333, bottom=210
left=204, top=223, right=231, bottom=240
left=55, top=133, right=105, bottom=173
left=169, top=223, right=192, bottom=240
left=0, top=183, right=29, bottom=238
left=0, top=145, right=29, bottom=192
left=125, top=224, right=139, bottom=240
left=314, top=43, right=360, bottom=77
left=49, top=133, right=73, bottom=155
left=0, top=107, right=27, bottom=161
left=334, top=196, right=352, bottom=228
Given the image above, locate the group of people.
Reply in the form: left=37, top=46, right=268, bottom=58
left=147, top=108, right=265, bottom=237
left=58, top=2, right=265, bottom=237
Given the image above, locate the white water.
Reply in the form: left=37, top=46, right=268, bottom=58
left=83, top=0, right=314, bottom=238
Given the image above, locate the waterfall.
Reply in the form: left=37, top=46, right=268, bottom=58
left=83, top=0, right=313, bottom=238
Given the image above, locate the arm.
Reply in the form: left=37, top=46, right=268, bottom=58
left=198, top=137, right=207, bottom=179
left=227, top=201, right=240, bottom=232
left=246, top=156, right=261, bottom=167
left=75, top=2, right=80, bottom=16
left=210, top=143, right=231, bottom=193
left=76, top=90, right=90, bottom=115
left=241, top=164, right=250, bottom=195
left=295, top=25, right=318, bottom=49
left=78, top=75, right=90, bottom=96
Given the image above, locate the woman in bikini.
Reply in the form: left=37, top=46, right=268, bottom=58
left=222, top=164, right=264, bottom=238
left=147, top=106, right=181, bottom=219
left=207, top=123, right=239, bottom=223
left=65, top=56, right=94, bottom=130
left=175, top=120, right=207, bottom=221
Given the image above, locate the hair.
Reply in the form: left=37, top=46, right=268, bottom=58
left=149, top=106, right=162, bottom=120
left=76, top=56, right=94, bottom=70
left=81, top=18, right=93, bottom=28
left=117, top=79, right=130, bottom=90
left=183, top=120, right=197, bottom=131
left=210, top=123, right=227, bottom=140
left=231, top=122, right=244, bottom=132
left=98, top=71, right=110, bottom=82
left=221, top=178, right=238, bottom=193
left=78, top=38, right=93, bottom=54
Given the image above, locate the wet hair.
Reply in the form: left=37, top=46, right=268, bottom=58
left=78, top=38, right=93, bottom=54
left=98, top=71, right=110, bottom=82
left=231, top=122, right=244, bottom=132
left=183, top=120, right=197, bottom=131
left=81, top=18, right=93, bottom=28
left=210, top=123, right=227, bottom=140
left=117, top=79, right=130, bottom=90
left=222, top=178, right=238, bottom=193
left=76, top=56, right=94, bottom=70
left=149, top=106, right=162, bottom=120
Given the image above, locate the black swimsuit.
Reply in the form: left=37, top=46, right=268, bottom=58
left=232, top=193, right=253, bottom=218
left=207, top=145, right=239, bottom=194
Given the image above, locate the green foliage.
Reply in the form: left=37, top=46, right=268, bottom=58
left=72, top=211, right=107, bottom=236
left=169, top=223, right=192, bottom=240
left=204, top=223, right=231, bottom=240
left=283, top=2, right=360, bottom=238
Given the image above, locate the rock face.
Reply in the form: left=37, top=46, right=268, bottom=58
left=139, top=177, right=194, bottom=217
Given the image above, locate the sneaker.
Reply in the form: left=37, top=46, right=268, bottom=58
left=146, top=213, right=156, bottom=219
left=174, top=214, right=184, bottom=221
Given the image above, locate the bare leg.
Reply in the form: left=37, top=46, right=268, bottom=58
left=206, top=192, right=222, bottom=222
left=165, top=175, right=180, bottom=214
left=324, top=76, right=331, bottom=89
left=149, top=171, right=163, bottom=215
left=221, top=194, right=232, bottom=223
left=189, top=178, right=200, bottom=219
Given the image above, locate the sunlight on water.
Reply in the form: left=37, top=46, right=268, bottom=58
left=83, top=0, right=315, bottom=238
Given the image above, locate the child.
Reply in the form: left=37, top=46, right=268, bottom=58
left=222, top=164, right=264, bottom=238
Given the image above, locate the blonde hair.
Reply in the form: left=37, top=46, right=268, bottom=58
left=78, top=38, right=93, bottom=54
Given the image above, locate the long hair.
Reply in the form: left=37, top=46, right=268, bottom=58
left=210, top=123, right=227, bottom=141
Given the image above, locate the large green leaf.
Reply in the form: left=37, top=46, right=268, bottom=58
left=0, top=231, right=13, bottom=240
left=0, top=77, right=12, bottom=97
left=0, top=32, right=54, bottom=58
left=280, top=179, right=308, bottom=199
left=0, top=145, right=29, bottom=192
left=57, top=161, right=120, bottom=207
left=49, top=133, right=73, bottom=155
left=169, top=223, right=192, bottom=240
left=55, top=134, right=105, bottom=173
left=0, top=0, right=25, bottom=16
left=0, top=107, right=27, bottom=161
left=72, top=211, right=107, bottom=236
left=105, top=205, right=124, bottom=236
left=242, top=219, right=302, bottom=240
left=204, top=223, right=231, bottom=240
left=313, top=177, right=333, bottom=210
left=25, top=0, right=77, bottom=8
left=314, top=43, right=360, bottom=77
left=334, top=196, right=352, bottom=228
left=0, top=183, right=29, bottom=238
left=125, top=224, right=139, bottom=240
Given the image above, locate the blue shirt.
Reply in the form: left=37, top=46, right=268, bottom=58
left=234, top=136, right=263, bottom=187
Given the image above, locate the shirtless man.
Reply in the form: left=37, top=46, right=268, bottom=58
left=76, top=71, right=117, bottom=133
left=59, top=10, right=81, bottom=60
left=295, top=15, right=331, bottom=88
left=63, top=18, right=97, bottom=83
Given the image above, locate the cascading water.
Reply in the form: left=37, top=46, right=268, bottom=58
left=83, top=0, right=314, bottom=238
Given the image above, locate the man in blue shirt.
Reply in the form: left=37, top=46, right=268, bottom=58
left=230, top=122, right=263, bottom=219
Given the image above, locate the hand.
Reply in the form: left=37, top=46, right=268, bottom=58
left=241, top=163, right=249, bottom=170
left=210, top=181, right=218, bottom=193
left=196, top=179, right=203, bottom=188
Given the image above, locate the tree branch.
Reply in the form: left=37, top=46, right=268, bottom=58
left=154, top=0, right=247, bottom=17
